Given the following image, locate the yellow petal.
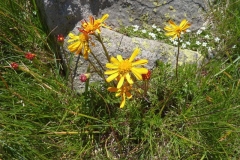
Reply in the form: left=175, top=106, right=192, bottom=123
left=126, top=73, right=133, bottom=84
left=131, top=67, right=148, bottom=80
left=165, top=32, right=177, bottom=39
left=106, top=72, right=119, bottom=82
left=120, top=94, right=126, bottom=108
left=110, top=57, right=120, bottom=64
left=100, top=14, right=109, bottom=22
left=169, top=20, right=176, bottom=26
left=116, top=92, right=121, bottom=97
left=126, top=92, right=132, bottom=99
left=132, top=67, right=148, bottom=74
left=117, top=76, right=125, bottom=88
left=106, top=63, right=118, bottom=69
left=68, top=33, right=78, bottom=39
left=83, top=47, right=89, bottom=59
left=76, top=43, right=83, bottom=55
left=107, top=87, right=118, bottom=92
left=164, top=26, right=174, bottom=32
left=129, top=48, right=140, bottom=62
left=116, top=55, right=123, bottom=62
left=131, top=68, right=142, bottom=80
left=132, top=59, right=148, bottom=66
left=179, top=19, right=188, bottom=28
left=105, top=69, right=118, bottom=75
left=180, top=20, right=191, bottom=31
left=68, top=41, right=81, bottom=52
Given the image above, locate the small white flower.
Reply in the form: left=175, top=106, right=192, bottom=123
left=196, top=41, right=201, bottom=45
left=204, top=35, right=210, bottom=39
left=173, top=41, right=178, bottom=45
left=132, top=25, right=139, bottom=29
left=186, top=41, right=191, bottom=45
left=152, top=24, right=157, bottom=29
left=169, top=38, right=175, bottom=42
left=232, top=45, right=236, bottom=48
left=186, top=29, right=191, bottom=33
left=142, top=29, right=147, bottom=33
left=132, top=25, right=139, bottom=31
left=156, top=28, right=161, bottom=32
left=196, top=30, right=202, bottom=35
left=202, top=42, right=207, bottom=47
left=133, top=28, right=138, bottom=32
left=200, top=26, right=206, bottom=30
left=182, top=43, right=186, bottom=48
left=208, top=47, right=212, bottom=52
left=214, top=37, right=220, bottom=43
left=149, top=32, right=156, bottom=39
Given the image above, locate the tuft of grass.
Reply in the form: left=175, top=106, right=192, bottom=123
left=0, top=0, right=239, bottom=159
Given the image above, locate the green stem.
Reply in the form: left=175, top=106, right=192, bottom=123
left=94, top=33, right=111, bottom=62
left=176, top=38, right=180, bottom=81
left=90, top=51, right=105, bottom=71
left=87, top=58, right=105, bottom=80
left=84, top=65, right=90, bottom=94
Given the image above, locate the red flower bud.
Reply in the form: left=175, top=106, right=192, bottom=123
left=25, top=52, right=36, bottom=60
left=142, top=70, right=151, bottom=80
left=79, top=73, right=90, bottom=82
left=11, top=62, right=19, bottom=70
left=57, top=34, right=64, bottom=45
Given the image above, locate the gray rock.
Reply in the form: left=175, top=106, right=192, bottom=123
left=36, top=0, right=208, bottom=36
left=64, top=27, right=202, bottom=92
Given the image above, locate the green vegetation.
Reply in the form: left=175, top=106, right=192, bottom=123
left=0, top=0, right=239, bottom=159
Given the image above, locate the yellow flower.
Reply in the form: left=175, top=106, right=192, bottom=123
left=108, top=83, right=132, bottom=108
left=164, top=19, right=191, bottom=39
left=80, top=14, right=110, bottom=34
left=105, top=48, right=148, bottom=89
left=67, top=32, right=90, bottom=59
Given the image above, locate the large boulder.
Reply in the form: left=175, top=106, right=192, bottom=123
left=36, top=0, right=208, bottom=36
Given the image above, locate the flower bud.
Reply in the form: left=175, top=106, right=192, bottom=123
left=11, top=62, right=19, bottom=70
left=25, top=52, right=36, bottom=60
left=57, top=34, right=64, bottom=45
left=80, top=73, right=90, bottom=82
left=142, top=70, right=151, bottom=80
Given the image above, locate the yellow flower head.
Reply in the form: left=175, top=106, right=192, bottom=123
left=80, top=14, right=110, bottom=34
left=164, top=19, right=191, bottom=39
left=108, top=83, right=132, bottom=108
left=67, top=32, right=90, bottom=59
left=105, top=48, right=148, bottom=89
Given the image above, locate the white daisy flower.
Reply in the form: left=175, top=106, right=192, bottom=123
left=196, top=30, right=202, bottom=35
left=169, top=38, right=175, bottom=42
left=204, top=35, right=210, bottom=39
left=173, top=41, right=178, bottom=45
left=214, top=37, right=220, bottom=43
left=182, top=43, right=186, bottom=48
left=133, top=28, right=138, bottom=32
left=202, top=42, right=207, bottom=47
left=186, top=41, right=191, bottom=45
left=156, top=28, right=161, bottom=32
left=142, top=29, right=147, bottom=33
left=132, top=25, right=139, bottom=29
left=149, top=32, right=156, bottom=39
left=152, top=24, right=157, bottom=29
left=196, top=41, right=201, bottom=45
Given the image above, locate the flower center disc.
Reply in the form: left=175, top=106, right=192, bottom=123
left=119, top=60, right=132, bottom=74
